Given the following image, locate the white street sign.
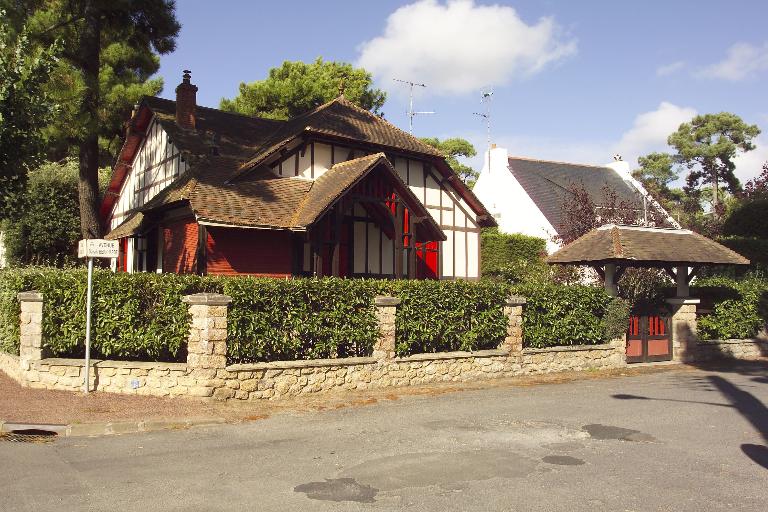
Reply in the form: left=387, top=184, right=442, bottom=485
left=78, top=239, right=119, bottom=259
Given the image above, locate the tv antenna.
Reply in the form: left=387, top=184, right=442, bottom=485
left=393, top=78, right=435, bottom=134
left=473, top=89, right=493, bottom=149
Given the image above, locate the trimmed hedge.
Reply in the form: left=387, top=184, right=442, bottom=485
left=0, top=268, right=622, bottom=362
left=391, top=280, right=508, bottom=356
left=480, top=228, right=546, bottom=278
left=0, top=267, right=207, bottom=361
left=512, top=283, right=614, bottom=348
left=693, top=276, right=768, bottom=340
left=222, top=277, right=381, bottom=363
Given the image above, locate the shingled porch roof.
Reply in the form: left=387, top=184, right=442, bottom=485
left=106, top=153, right=445, bottom=242
left=547, top=224, right=750, bottom=267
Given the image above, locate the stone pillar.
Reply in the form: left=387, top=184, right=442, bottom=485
left=182, top=293, right=232, bottom=371
left=17, top=291, right=43, bottom=371
left=500, top=295, right=526, bottom=355
left=373, top=296, right=400, bottom=360
left=666, top=297, right=700, bottom=362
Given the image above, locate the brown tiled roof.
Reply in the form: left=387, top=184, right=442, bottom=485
left=105, top=154, right=444, bottom=241
left=508, top=156, right=644, bottom=231
left=104, top=94, right=493, bottom=234
left=547, top=224, right=750, bottom=266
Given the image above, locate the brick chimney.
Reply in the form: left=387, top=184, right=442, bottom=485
left=175, top=70, right=198, bottom=130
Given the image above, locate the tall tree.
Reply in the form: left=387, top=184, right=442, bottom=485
left=420, top=137, right=478, bottom=186
left=26, top=0, right=180, bottom=238
left=220, top=58, right=386, bottom=120
left=667, top=112, right=760, bottom=213
left=0, top=10, right=59, bottom=220
left=632, top=152, right=677, bottom=196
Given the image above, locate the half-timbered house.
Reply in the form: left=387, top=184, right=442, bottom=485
left=103, top=72, right=494, bottom=279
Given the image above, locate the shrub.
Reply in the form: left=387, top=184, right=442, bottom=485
left=1, top=161, right=110, bottom=266
left=222, top=277, right=382, bottom=363
left=0, top=267, right=626, bottom=361
left=693, top=276, right=768, bottom=340
left=480, top=228, right=546, bottom=279
left=0, top=267, right=207, bottom=360
left=602, top=297, right=631, bottom=341
left=717, top=236, right=768, bottom=272
left=512, top=283, right=612, bottom=348
left=722, top=199, right=768, bottom=239
left=390, top=279, right=509, bottom=356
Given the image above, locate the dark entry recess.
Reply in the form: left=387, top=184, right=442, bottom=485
left=626, top=315, right=672, bottom=363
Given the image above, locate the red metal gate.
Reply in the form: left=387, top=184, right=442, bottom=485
left=626, top=314, right=672, bottom=363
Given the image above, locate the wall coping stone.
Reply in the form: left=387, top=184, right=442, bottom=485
left=374, top=296, right=401, bottom=306
left=182, top=293, right=232, bottom=306
left=228, top=356, right=378, bottom=371
left=505, top=295, right=527, bottom=306
left=666, top=297, right=701, bottom=305
left=33, top=358, right=188, bottom=371
left=395, top=349, right=509, bottom=362
left=17, top=291, right=43, bottom=302
left=524, top=344, right=614, bottom=354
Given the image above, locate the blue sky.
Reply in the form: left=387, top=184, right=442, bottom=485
left=156, top=0, right=768, bottom=183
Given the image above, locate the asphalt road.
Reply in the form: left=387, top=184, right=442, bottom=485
left=2, top=362, right=767, bottom=511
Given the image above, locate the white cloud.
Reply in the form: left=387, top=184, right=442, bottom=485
left=357, top=0, right=577, bottom=95
left=656, top=61, right=685, bottom=76
left=697, top=41, right=768, bottom=81
left=734, top=134, right=768, bottom=183
left=613, top=102, right=697, bottom=166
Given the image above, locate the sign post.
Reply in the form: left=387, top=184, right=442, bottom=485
left=78, top=239, right=119, bottom=393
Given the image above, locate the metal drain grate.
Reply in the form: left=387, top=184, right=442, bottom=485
left=0, top=429, right=58, bottom=444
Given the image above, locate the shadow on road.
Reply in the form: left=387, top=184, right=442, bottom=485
left=613, top=365, right=768, bottom=470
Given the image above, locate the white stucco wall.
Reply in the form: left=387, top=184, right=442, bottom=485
left=473, top=146, right=560, bottom=253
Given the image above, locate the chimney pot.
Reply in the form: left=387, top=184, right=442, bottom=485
left=175, top=70, right=198, bottom=130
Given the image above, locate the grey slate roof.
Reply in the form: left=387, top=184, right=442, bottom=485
left=507, top=157, right=644, bottom=232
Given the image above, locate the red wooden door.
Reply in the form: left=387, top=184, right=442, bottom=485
left=626, top=315, right=672, bottom=363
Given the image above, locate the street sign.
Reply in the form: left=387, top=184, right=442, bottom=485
left=77, top=238, right=119, bottom=393
left=78, top=239, right=119, bottom=259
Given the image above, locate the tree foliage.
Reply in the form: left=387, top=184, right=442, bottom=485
left=20, top=0, right=180, bottom=238
left=668, top=112, right=760, bottom=212
left=1, top=159, right=110, bottom=266
left=741, top=162, right=768, bottom=201
left=0, top=12, right=59, bottom=219
left=420, top=137, right=478, bottom=186
left=220, top=58, right=387, bottom=120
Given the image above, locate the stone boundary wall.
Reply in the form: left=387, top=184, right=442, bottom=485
left=694, top=339, right=768, bottom=362
left=523, top=340, right=624, bottom=374
left=4, top=290, right=759, bottom=402
left=0, top=351, right=22, bottom=384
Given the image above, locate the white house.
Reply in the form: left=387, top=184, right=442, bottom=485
left=472, top=145, right=678, bottom=252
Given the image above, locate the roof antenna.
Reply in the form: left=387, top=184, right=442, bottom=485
left=393, top=78, right=435, bottom=134
left=473, top=89, right=493, bottom=171
left=473, top=89, right=493, bottom=149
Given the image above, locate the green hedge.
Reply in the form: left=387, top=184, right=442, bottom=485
left=0, top=267, right=207, bottom=361
left=512, top=283, right=614, bottom=348
left=693, top=276, right=768, bottom=340
left=222, top=277, right=381, bottom=363
left=0, top=268, right=622, bottom=362
left=480, top=228, right=546, bottom=278
left=391, top=280, right=508, bottom=355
